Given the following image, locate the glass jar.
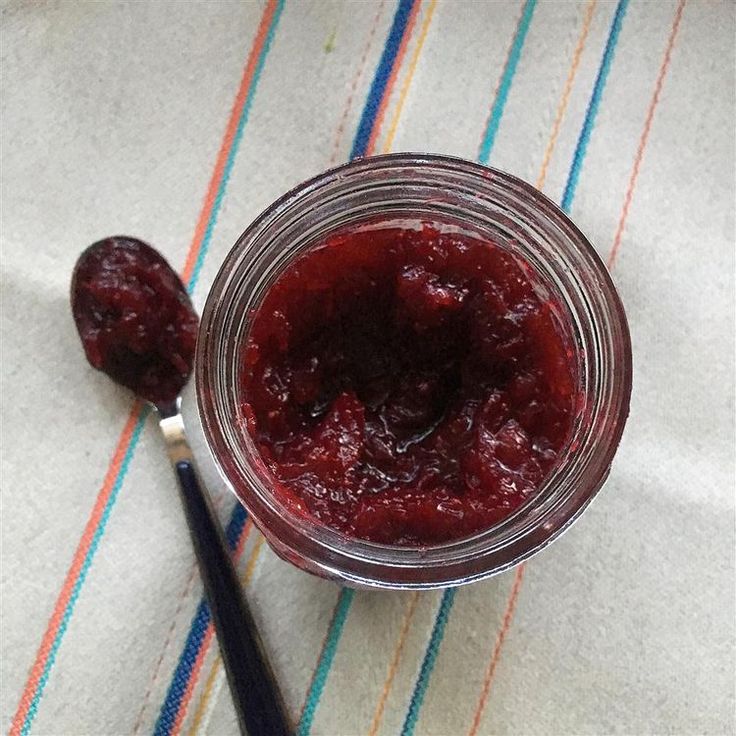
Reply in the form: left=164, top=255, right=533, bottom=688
left=195, top=153, right=632, bottom=590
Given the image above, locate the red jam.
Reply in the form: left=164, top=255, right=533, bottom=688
left=71, top=236, right=198, bottom=404
left=241, top=222, right=577, bottom=545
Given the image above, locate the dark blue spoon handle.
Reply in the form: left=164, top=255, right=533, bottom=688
left=173, top=458, right=289, bottom=736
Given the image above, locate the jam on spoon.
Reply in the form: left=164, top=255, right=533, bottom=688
left=71, top=236, right=198, bottom=404
left=71, top=237, right=288, bottom=736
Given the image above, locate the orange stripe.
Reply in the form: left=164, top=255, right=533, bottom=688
left=368, top=591, right=421, bottom=736
left=9, top=400, right=144, bottom=736
left=607, top=0, right=686, bottom=268
left=381, top=0, right=437, bottom=153
left=188, top=645, right=223, bottom=736
left=467, top=565, right=525, bottom=736
left=467, top=5, right=687, bottom=733
left=171, top=625, right=217, bottom=736
left=181, top=0, right=280, bottom=285
left=233, top=517, right=254, bottom=561
left=10, top=4, right=280, bottom=732
left=243, top=533, right=265, bottom=583
left=363, top=0, right=422, bottom=157
left=536, top=0, right=597, bottom=190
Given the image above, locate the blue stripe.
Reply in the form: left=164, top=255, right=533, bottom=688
left=401, top=588, right=456, bottom=736
left=350, top=0, right=419, bottom=160
left=477, top=0, right=537, bottom=165
left=561, top=0, right=629, bottom=212
left=224, top=500, right=249, bottom=548
left=22, top=409, right=150, bottom=736
left=154, top=600, right=212, bottom=736
left=296, top=588, right=356, bottom=736
left=187, top=0, right=285, bottom=292
left=153, top=505, right=248, bottom=735
left=399, top=5, right=630, bottom=732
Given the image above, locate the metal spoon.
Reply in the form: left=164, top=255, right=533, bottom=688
left=71, top=236, right=289, bottom=736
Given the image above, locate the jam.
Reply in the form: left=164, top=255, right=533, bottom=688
left=71, top=236, right=198, bottom=404
left=240, top=222, right=577, bottom=545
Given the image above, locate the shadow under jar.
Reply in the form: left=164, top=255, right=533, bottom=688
left=196, top=153, right=632, bottom=590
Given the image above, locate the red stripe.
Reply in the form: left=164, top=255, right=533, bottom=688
left=608, top=0, right=686, bottom=268
left=329, top=0, right=387, bottom=165
left=467, top=565, right=525, bottom=736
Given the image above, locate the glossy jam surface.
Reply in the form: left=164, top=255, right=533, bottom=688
left=71, top=237, right=198, bottom=404
left=241, top=223, right=577, bottom=545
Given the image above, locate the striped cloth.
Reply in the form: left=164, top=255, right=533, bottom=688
left=2, top=1, right=734, bottom=734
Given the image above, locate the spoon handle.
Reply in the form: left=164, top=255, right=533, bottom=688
left=159, top=409, right=290, bottom=736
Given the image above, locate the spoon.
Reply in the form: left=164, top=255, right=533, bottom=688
left=71, top=236, right=289, bottom=736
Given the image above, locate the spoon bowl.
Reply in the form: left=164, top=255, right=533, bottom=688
left=71, top=236, right=289, bottom=736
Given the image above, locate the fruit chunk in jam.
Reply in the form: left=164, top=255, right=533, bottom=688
left=241, top=222, right=577, bottom=545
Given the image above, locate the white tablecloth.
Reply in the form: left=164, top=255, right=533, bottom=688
left=2, top=1, right=734, bottom=734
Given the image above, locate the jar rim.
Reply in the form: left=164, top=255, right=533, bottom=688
left=196, top=153, right=632, bottom=589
